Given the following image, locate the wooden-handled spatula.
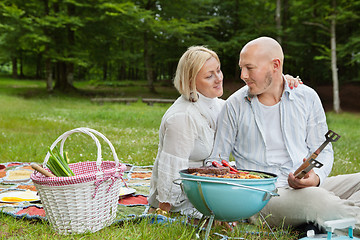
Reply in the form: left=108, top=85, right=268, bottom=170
left=294, top=130, right=340, bottom=179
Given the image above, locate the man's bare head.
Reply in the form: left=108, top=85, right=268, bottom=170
left=240, top=36, right=284, bottom=71
left=238, top=37, right=285, bottom=98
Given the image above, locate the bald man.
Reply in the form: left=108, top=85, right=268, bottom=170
left=206, top=36, right=360, bottom=236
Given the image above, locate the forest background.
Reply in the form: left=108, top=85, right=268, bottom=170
left=0, top=0, right=359, bottom=112
left=0, top=1, right=359, bottom=238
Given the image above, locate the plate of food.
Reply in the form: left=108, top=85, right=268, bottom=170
left=3, top=169, right=33, bottom=182
left=0, top=190, right=40, bottom=203
left=119, top=187, right=136, bottom=197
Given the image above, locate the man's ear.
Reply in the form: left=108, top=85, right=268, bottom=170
left=271, top=58, right=281, bottom=71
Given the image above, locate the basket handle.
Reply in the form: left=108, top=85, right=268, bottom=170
left=43, top=127, right=124, bottom=172
left=81, top=127, right=122, bottom=170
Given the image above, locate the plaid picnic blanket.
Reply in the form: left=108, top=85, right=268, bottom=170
left=0, top=162, right=152, bottom=222
left=0, top=162, right=289, bottom=239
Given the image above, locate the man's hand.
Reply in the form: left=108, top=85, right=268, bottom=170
left=288, top=170, right=320, bottom=189
left=288, top=158, right=320, bottom=189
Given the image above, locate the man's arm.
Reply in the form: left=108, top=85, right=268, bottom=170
left=288, top=89, right=333, bottom=188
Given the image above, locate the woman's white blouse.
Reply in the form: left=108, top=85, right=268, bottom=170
left=148, top=93, right=225, bottom=213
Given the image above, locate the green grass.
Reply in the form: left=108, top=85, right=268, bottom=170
left=0, top=212, right=198, bottom=240
left=326, top=112, right=360, bottom=176
left=0, top=85, right=167, bottom=166
left=0, top=76, right=359, bottom=239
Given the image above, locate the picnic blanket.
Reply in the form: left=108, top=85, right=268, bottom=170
left=0, top=162, right=154, bottom=223
left=0, top=162, right=287, bottom=239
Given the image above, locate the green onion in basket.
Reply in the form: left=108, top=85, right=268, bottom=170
left=46, top=147, right=75, bottom=177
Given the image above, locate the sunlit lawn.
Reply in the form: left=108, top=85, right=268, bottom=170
left=0, top=76, right=359, bottom=239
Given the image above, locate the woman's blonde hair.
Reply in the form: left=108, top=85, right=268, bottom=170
left=174, top=46, right=220, bottom=102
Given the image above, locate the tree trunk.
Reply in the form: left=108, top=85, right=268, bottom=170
left=51, top=2, right=75, bottom=92
left=118, top=63, right=126, bottom=80
left=45, top=57, right=53, bottom=92
left=19, top=51, right=24, bottom=79
left=331, top=0, right=341, bottom=113
left=135, top=68, right=139, bottom=80
left=66, top=3, right=75, bottom=87
left=143, top=0, right=156, bottom=92
left=55, top=62, right=65, bottom=90
left=234, top=0, right=240, bottom=81
left=54, top=62, right=75, bottom=91
left=43, top=0, right=53, bottom=92
left=276, top=0, right=282, bottom=44
left=103, top=63, right=108, bottom=81
left=12, top=57, right=18, bottom=79
left=67, top=63, right=74, bottom=86
left=144, top=31, right=156, bottom=92
left=36, top=53, right=42, bottom=79
left=282, top=0, right=289, bottom=52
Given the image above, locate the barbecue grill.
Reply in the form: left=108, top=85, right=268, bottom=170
left=177, top=169, right=279, bottom=239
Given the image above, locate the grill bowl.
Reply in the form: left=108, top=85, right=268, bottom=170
left=179, top=169, right=278, bottom=221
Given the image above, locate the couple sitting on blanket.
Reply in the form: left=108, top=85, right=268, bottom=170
left=148, top=36, right=360, bottom=235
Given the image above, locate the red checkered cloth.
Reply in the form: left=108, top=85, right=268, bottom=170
left=31, top=161, right=127, bottom=186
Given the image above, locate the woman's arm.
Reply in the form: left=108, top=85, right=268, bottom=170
left=156, top=113, right=197, bottom=212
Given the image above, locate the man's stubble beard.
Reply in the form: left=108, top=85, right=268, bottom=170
left=248, top=71, right=272, bottom=97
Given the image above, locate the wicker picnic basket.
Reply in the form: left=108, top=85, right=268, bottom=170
left=31, top=127, right=127, bottom=235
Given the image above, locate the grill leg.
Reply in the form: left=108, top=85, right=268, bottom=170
left=204, top=215, right=215, bottom=240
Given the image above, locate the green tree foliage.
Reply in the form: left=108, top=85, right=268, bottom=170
left=0, top=0, right=359, bottom=95
left=283, top=0, right=359, bottom=86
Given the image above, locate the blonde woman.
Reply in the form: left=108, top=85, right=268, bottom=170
left=148, top=46, right=300, bottom=217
